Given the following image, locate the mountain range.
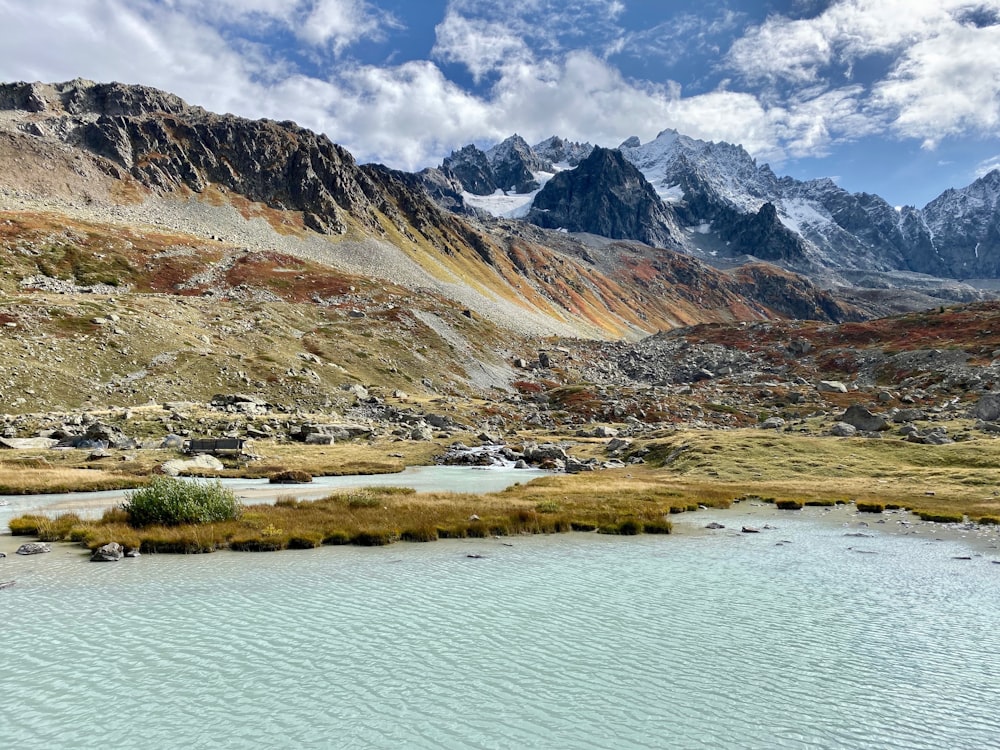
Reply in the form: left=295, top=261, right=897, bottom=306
left=429, top=129, right=1000, bottom=288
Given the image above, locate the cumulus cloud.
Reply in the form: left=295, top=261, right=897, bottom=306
left=432, top=12, right=532, bottom=82
left=874, top=23, right=1000, bottom=148
left=726, top=0, right=1000, bottom=152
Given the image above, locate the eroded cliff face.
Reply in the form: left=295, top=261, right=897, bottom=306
left=527, top=147, right=683, bottom=249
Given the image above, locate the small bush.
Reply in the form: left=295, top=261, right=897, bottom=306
left=269, top=470, right=313, bottom=484
left=856, top=502, right=885, bottom=514
left=535, top=501, right=561, bottom=514
left=123, top=477, right=242, bottom=527
left=776, top=499, right=804, bottom=510
left=978, top=515, right=1000, bottom=526
left=8, top=514, right=48, bottom=536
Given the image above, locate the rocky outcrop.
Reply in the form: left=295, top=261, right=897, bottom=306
left=526, top=147, right=682, bottom=248
left=485, top=135, right=546, bottom=193
left=533, top=135, right=593, bottom=167
left=442, top=144, right=496, bottom=195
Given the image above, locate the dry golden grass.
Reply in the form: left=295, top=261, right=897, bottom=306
left=644, top=429, right=1000, bottom=520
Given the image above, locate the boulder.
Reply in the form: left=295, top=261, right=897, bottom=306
left=410, top=425, right=435, bottom=441
left=161, top=454, right=224, bottom=477
left=972, top=393, right=1000, bottom=422
left=0, top=437, right=59, bottom=450
left=830, top=422, right=857, bottom=437
left=90, top=542, right=124, bottom=562
left=16, top=542, right=51, bottom=555
left=760, top=417, right=785, bottom=430
left=606, top=437, right=632, bottom=453
left=841, top=405, right=888, bottom=431
left=590, top=426, right=619, bottom=438
left=893, top=408, right=927, bottom=423
left=522, top=443, right=569, bottom=463
left=817, top=380, right=848, bottom=393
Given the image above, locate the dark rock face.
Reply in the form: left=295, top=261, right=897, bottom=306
left=918, top=170, right=1000, bottom=278
left=725, top=202, right=809, bottom=263
left=1, top=79, right=423, bottom=238
left=442, top=144, right=496, bottom=195
left=485, top=134, right=545, bottom=193
left=526, top=147, right=682, bottom=248
left=533, top=135, right=593, bottom=167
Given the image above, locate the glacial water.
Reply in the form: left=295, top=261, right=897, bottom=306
left=0, top=465, right=549, bottom=532
left=3, top=505, right=999, bottom=749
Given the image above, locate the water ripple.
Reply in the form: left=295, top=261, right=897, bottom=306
left=2, top=517, right=998, bottom=749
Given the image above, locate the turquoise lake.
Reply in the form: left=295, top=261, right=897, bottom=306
left=2, top=499, right=998, bottom=749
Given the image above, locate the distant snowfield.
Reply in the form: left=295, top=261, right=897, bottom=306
left=462, top=170, right=557, bottom=219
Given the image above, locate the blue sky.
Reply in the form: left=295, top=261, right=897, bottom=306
left=1, top=0, right=999, bottom=207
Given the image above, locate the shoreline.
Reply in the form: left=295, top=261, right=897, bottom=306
left=4, top=501, right=998, bottom=562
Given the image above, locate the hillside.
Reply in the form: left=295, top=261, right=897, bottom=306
left=0, top=79, right=871, bottom=416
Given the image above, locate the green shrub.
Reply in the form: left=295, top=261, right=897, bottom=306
left=123, top=477, right=242, bottom=527
left=776, top=500, right=803, bottom=510
left=856, top=502, right=885, bottom=514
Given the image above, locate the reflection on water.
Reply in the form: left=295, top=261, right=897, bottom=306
left=2, top=508, right=998, bottom=749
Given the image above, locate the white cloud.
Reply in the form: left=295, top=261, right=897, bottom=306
left=874, top=23, right=1000, bottom=148
left=432, top=12, right=532, bottom=82
left=976, top=154, right=1000, bottom=176
left=299, top=0, right=396, bottom=53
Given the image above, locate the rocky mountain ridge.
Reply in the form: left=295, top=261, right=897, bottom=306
left=436, top=129, right=1000, bottom=290
left=0, top=78, right=861, bottom=345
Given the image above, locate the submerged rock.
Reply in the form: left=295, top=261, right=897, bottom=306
left=90, top=542, right=124, bottom=562
left=16, top=542, right=51, bottom=555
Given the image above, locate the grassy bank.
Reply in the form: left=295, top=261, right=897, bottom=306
left=6, top=428, right=1000, bottom=554
left=9, top=479, right=683, bottom=553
